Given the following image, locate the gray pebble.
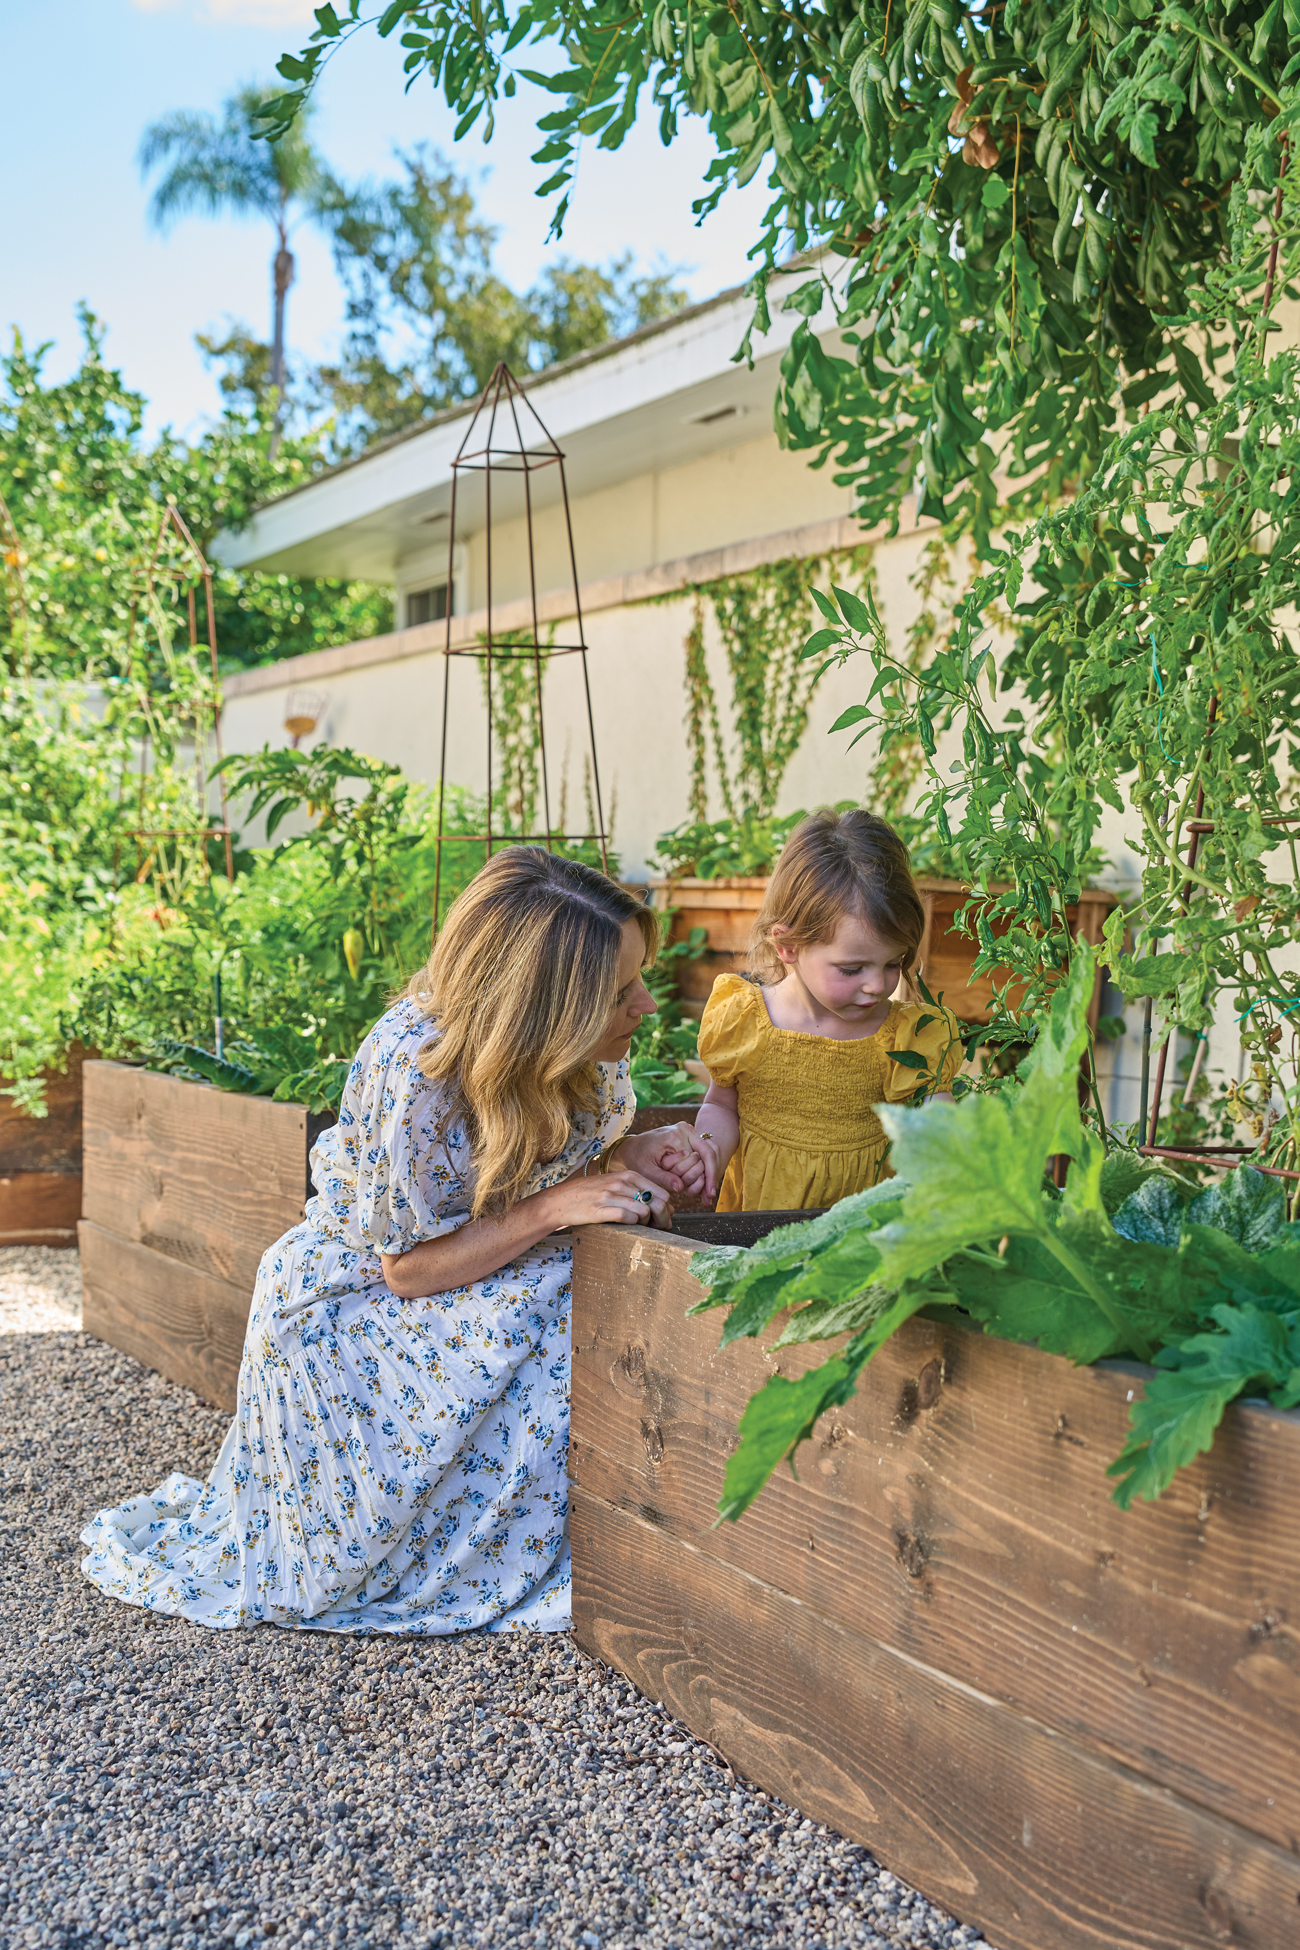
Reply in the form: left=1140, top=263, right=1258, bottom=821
left=0, top=1248, right=992, bottom=1949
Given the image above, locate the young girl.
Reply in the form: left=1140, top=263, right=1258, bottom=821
left=689, top=808, right=964, bottom=1212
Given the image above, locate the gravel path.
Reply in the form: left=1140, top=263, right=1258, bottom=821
left=1, top=1248, right=989, bottom=1950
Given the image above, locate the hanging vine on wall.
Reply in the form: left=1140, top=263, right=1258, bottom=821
left=682, top=547, right=875, bottom=824
left=475, top=626, right=551, bottom=839
left=473, top=627, right=615, bottom=867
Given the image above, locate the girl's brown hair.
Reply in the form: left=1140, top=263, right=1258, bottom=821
left=749, top=809, right=926, bottom=984
left=405, top=848, right=657, bottom=1218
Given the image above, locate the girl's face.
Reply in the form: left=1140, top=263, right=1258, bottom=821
left=592, top=916, right=658, bottom=1061
left=774, top=912, right=908, bottom=1021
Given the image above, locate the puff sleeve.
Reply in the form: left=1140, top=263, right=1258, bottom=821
left=696, top=973, right=769, bottom=1088
left=882, top=1002, right=966, bottom=1103
left=310, top=1007, right=474, bottom=1253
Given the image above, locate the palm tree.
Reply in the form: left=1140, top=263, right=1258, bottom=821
left=139, top=85, right=322, bottom=450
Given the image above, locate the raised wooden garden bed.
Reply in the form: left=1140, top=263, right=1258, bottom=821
left=79, top=1061, right=334, bottom=1411
left=570, top=1217, right=1300, bottom=1950
left=79, top=1062, right=704, bottom=1410
left=653, top=875, right=1118, bottom=1023
left=0, top=1044, right=93, bottom=1248
left=650, top=875, right=768, bottom=1010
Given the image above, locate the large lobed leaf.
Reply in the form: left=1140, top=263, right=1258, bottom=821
left=1108, top=1303, right=1300, bottom=1509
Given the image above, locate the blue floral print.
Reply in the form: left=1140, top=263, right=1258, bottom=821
left=81, top=997, right=634, bottom=1635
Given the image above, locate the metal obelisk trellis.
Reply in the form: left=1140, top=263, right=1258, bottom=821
left=432, top=362, right=608, bottom=925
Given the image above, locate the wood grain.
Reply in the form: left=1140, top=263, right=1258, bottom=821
left=573, top=1486, right=1300, bottom=1950
left=0, top=1044, right=91, bottom=1176
left=0, top=1171, right=81, bottom=1246
left=651, top=878, right=769, bottom=1005
left=570, top=1223, right=1300, bottom=1859
left=79, top=1219, right=248, bottom=1410
left=82, top=1062, right=313, bottom=1294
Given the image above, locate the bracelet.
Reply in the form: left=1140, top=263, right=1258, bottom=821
left=599, top=1136, right=630, bottom=1176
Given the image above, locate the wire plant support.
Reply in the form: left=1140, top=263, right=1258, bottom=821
left=432, top=363, right=608, bottom=927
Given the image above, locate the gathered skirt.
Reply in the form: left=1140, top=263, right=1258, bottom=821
left=81, top=1221, right=574, bottom=1635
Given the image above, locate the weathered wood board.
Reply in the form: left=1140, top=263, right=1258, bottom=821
left=82, top=1062, right=323, bottom=1294
left=79, top=1220, right=253, bottom=1413
left=0, top=1044, right=92, bottom=1246
left=570, top=1221, right=1300, bottom=1950
left=78, top=1064, right=700, bottom=1411
left=79, top=1061, right=333, bottom=1408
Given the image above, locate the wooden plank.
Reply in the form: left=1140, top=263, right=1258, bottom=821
left=0, top=1171, right=82, bottom=1246
left=570, top=1224, right=1300, bottom=1857
left=573, top=1487, right=1300, bottom=1950
left=0, top=1043, right=90, bottom=1176
left=82, top=1062, right=311, bottom=1293
left=79, top=1219, right=248, bottom=1410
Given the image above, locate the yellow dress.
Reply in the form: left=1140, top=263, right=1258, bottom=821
left=697, top=973, right=964, bottom=1212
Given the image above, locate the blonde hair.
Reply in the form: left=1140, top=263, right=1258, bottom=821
left=406, top=848, right=657, bottom=1219
left=749, top=809, right=926, bottom=984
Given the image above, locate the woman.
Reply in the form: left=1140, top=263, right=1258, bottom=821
left=82, top=850, right=708, bottom=1635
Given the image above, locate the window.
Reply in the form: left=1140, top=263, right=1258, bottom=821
left=406, top=583, right=448, bottom=627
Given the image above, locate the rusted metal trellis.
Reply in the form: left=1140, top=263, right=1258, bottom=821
left=432, top=362, right=608, bottom=925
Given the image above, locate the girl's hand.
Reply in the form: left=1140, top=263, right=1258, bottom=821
left=658, top=1141, right=709, bottom=1198
left=545, top=1168, right=672, bottom=1232
left=614, top=1122, right=714, bottom=1197
left=656, top=1127, right=721, bottom=1202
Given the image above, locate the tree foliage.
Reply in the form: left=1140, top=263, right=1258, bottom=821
left=0, top=311, right=391, bottom=677
left=264, top=0, right=1293, bottom=540
left=313, top=146, right=688, bottom=453
left=195, top=139, right=688, bottom=458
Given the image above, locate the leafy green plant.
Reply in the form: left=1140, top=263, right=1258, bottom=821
left=0, top=675, right=166, bottom=1114
left=651, top=808, right=820, bottom=882
left=628, top=924, right=708, bottom=1105
left=652, top=803, right=964, bottom=884
left=693, top=948, right=1300, bottom=1520
left=96, top=748, right=487, bottom=1094
left=0, top=311, right=390, bottom=682
left=795, top=82, right=1300, bottom=1161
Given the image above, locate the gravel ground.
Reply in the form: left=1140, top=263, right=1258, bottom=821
left=1, top=1248, right=989, bottom=1950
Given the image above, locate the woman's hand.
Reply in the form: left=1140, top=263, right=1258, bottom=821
left=545, top=1166, right=673, bottom=1232
left=379, top=1161, right=671, bottom=1298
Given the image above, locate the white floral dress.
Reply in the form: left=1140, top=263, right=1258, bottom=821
left=80, top=997, right=634, bottom=1635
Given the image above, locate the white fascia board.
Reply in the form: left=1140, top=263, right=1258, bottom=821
left=215, top=283, right=815, bottom=578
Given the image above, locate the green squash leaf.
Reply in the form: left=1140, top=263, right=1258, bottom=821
left=1186, top=1167, right=1286, bottom=1251
left=716, top=1287, right=933, bottom=1522
left=1113, top=1175, right=1184, bottom=1248
left=1108, top=1304, right=1300, bottom=1509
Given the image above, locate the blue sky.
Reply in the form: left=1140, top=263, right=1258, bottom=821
left=3, top=0, right=770, bottom=438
